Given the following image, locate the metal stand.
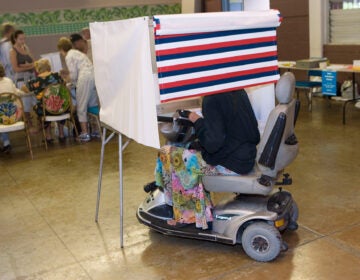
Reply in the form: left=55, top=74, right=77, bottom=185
left=343, top=72, right=360, bottom=124
left=95, top=124, right=131, bottom=248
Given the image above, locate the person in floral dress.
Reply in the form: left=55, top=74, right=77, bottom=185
left=22, top=58, right=65, bottom=143
left=153, top=89, right=261, bottom=229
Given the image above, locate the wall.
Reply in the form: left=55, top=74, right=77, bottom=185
left=182, top=0, right=203, bottom=13
left=0, top=0, right=181, bottom=58
left=203, top=0, right=222, bottom=12
left=324, top=45, right=360, bottom=82
left=203, top=0, right=310, bottom=61
left=0, top=0, right=179, bottom=13
left=270, top=0, right=309, bottom=61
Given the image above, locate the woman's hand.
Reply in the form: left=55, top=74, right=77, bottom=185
left=21, top=84, right=29, bottom=93
left=189, top=112, right=201, bottom=123
left=60, top=69, right=70, bottom=82
left=19, top=62, right=34, bottom=71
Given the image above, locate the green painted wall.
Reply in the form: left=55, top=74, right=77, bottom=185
left=0, top=4, right=181, bottom=36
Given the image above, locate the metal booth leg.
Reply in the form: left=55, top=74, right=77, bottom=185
left=118, top=134, right=124, bottom=248
left=95, top=127, right=116, bottom=222
left=95, top=126, right=131, bottom=248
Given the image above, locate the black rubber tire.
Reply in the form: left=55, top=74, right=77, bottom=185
left=241, top=222, right=282, bottom=262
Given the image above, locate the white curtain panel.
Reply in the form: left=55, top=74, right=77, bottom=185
left=90, top=17, right=160, bottom=149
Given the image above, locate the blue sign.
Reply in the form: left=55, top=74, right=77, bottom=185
left=322, top=70, right=337, bottom=96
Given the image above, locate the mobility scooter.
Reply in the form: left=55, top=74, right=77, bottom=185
left=137, top=72, right=300, bottom=262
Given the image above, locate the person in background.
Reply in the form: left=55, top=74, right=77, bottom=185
left=0, top=63, right=25, bottom=154
left=9, top=29, right=37, bottom=132
left=0, top=23, right=15, bottom=81
left=69, top=34, right=99, bottom=138
left=22, top=58, right=66, bottom=143
left=80, top=27, right=91, bottom=41
left=70, top=33, right=92, bottom=62
left=80, top=28, right=92, bottom=62
left=57, top=37, right=99, bottom=142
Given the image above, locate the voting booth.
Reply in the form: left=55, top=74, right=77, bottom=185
left=90, top=6, right=282, bottom=247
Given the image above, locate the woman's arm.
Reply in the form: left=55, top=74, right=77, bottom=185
left=193, top=97, right=226, bottom=154
left=65, top=52, right=79, bottom=85
left=189, top=112, right=201, bottom=123
left=9, top=49, right=34, bottom=72
left=25, top=44, right=36, bottom=63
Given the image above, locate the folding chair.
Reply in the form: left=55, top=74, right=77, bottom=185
left=41, top=83, right=78, bottom=150
left=295, top=70, right=322, bottom=111
left=0, top=92, right=33, bottom=159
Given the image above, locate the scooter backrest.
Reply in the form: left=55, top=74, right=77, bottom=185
left=256, top=72, right=299, bottom=178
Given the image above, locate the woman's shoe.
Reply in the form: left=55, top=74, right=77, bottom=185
left=78, top=133, right=91, bottom=142
left=58, top=136, right=66, bottom=143
left=2, top=145, right=12, bottom=154
left=143, top=181, right=158, bottom=193
left=44, top=138, right=54, bottom=144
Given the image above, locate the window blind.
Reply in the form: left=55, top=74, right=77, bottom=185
left=329, top=6, right=360, bottom=44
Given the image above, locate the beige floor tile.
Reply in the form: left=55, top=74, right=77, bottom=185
left=0, top=224, right=77, bottom=279
left=217, top=237, right=360, bottom=280
left=0, top=262, right=90, bottom=280
left=0, top=97, right=359, bottom=279
left=331, top=224, right=360, bottom=253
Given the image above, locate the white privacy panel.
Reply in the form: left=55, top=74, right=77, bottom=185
left=90, top=17, right=160, bottom=149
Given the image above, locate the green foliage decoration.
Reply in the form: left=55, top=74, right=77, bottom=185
left=0, top=4, right=181, bottom=36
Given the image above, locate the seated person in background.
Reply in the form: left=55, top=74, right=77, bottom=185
left=0, top=62, right=25, bottom=153
left=22, top=58, right=66, bottom=143
left=151, top=89, right=260, bottom=229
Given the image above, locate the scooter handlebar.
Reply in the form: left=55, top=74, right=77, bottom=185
left=157, top=110, right=194, bottom=127
left=177, top=109, right=191, bottom=118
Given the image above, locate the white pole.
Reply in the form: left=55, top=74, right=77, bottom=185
left=119, top=133, right=124, bottom=248
left=309, top=0, right=325, bottom=57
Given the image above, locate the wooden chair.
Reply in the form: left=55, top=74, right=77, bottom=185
left=0, top=92, right=33, bottom=159
left=41, top=84, right=78, bottom=150
left=295, top=70, right=322, bottom=111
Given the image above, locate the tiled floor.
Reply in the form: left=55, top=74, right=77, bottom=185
left=1, top=97, right=360, bottom=280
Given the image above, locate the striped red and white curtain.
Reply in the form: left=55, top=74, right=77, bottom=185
left=154, top=10, right=282, bottom=103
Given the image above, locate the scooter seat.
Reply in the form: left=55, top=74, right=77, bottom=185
left=203, top=168, right=273, bottom=195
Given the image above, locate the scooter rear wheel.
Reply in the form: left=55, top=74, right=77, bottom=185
left=241, top=222, right=282, bottom=262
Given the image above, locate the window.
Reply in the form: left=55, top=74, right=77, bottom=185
left=329, top=0, right=360, bottom=44
left=222, top=0, right=244, bottom=11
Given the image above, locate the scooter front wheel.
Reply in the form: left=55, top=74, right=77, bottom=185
left=241, top=222, right=282, bottom=262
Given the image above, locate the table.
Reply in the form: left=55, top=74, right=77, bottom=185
left=278, top=62, right=360, bottom=124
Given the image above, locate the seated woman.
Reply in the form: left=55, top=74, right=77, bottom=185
left=0, top=62, right=28, bottom=153
left=152, top=89, right=260, bottom=229
left=22, top=58, right=65, bottom=143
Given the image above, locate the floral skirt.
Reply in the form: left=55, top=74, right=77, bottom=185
left=155, top=145, right=237, bottom=229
